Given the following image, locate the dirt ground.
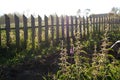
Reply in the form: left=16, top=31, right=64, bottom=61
left=0, top=53, right=60, bottom=80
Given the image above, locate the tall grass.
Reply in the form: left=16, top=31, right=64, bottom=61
left=47, top=24, right=120, bottom=80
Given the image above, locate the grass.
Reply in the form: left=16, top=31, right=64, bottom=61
left=44, top=25, right=120, bottom=80
left=0, top=30, right=120, bottom=80
left=0, top=21, right=120, bottom=79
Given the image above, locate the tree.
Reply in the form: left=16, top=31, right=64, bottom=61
left=111, top=7, right=119, bottom=14
left=77, top=9, right=81, bottom=16
left=0, top=15, right=5, bottom=25
left=84, top=9, right=90, bottom=16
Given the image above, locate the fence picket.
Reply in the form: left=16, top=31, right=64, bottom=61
left=66, top=16, right=69, bottom=40
left=103, top=16, right=105, bottom=31
left=1, top=14, right=120, bottom=50
left=110, top=16, right=113, bottom=31
left=71, top=16, right=74, bottom=38
left=5, top=15, right=10, bottom=47
left=98, top=17, right=101, bottom=33
left=86, top=17, right=89, bottom=37
left=83, top=17, right=85, bottom=38
left=31, top=15, right=35, bottom=50
left=50, top=15, right=54, bottom=43
left=93, top=17, right=95, bottom=34
left=66, top=16, right=70, bottom=54
left=38, top=16, right=42, bottom=44
left=23, top=15, right=28, bottom=48
left=75, top=16, right=78, bottom=33
left=113, top=16, right=115, bottom=31
left=45, top=15, right=48, bottom=42
left=96, top=17, right=98, bottom=32
left=101, top=16, right=103, bottom=32
left=75, top=17, right=78, bottom=32
left=61, top=16, right=65, bottom=40
left=89, top=16, right=92, bottom=33
left=56, top=15, right=59, bottom=41
left=79, top=18, right=82, bottom=38
left=14, top=15, right=20, bottom=49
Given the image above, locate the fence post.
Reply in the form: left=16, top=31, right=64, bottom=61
left=50, top=15, right=54, bottom=44
left=31, top=15, right=35, bottom=50
left=66, top=16, right=70, bottom=54
left=96, top=17, right=98, bottom=32
left=103, top=16, right=105, bottom=32
left=83, top=17, right=85, bottom=38
left=89, top=16, right=93, bottom=34
left=5, top=15, right=10, bottom=47
left=75, top=16, right=78, bottom=33
left=101, top=16, right=103, bottom=32
left=109, top=15, right=112, bottom=31
left=56, top=15, right=59, bottom=41
left=23, top=15, right=28, bottom=49
left=86, top=17, right=89, bottom=37
left=93, top=17, right=95, bottom=35
left=109, top=16, right=111, bottom=29
left=112, top=16, right=114, bottom=31
left=98, top=17, right=101, bottom=33
left=79, top=18, right=82, bottom=39
left=14, top=15, right=20, bottom=50
left=66, top=16, right=69, bottom=41
left=45, top=15, right=48, bottom=42
left=113, top=16, right=115, bottom=31
left=71, top=16, right=74, bottom=39
left=61, top=16, right=65, bottom=40
left=38, top=15, right=42, bottom=44
left=107, top=16, right=110, bottom=31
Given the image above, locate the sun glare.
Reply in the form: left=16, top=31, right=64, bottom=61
left=0, top=0, right=120, bottom=16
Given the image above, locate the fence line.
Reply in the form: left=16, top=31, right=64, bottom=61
left=0, top=14, right=120, bottom=50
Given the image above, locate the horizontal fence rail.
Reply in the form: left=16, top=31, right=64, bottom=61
left=0, top=14, right=120, bottom=50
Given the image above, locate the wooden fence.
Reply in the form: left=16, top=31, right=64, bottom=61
left=0, top=14, right=120, bottom=50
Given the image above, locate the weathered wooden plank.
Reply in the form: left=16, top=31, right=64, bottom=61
left=112, top=16, right=114, bottom=31
left=56, top=15, right=59, bottom=41
left=113, top=16, right=115, bottom=31
left=107, top=16, right=110, bottom=31
left=89, top=16, right=93, bottom=33
left=31, top=15, right=35, bottom=49
left=5, top=14, right=10, bottom=47
left=96, top=17, right=98, bottom=32
left=101, top=16, right=103, bottom=32
left=93, top=17, right=95, bottom=34
left=109, top=16, right=111, bottom=31
left=86, top=17, right=89, bottom=37
left=61, top=16, right=64, bottom=40
left=50, top=15, right=54, bottom=42
left=103, top=16, right=105, bottom=31
left=71, top=16, right=74, bottom=38
left=14, top=15, right=20, bottom=49
left=23, top=15, right=28, bottom=48
left=66, top=16, right=70, bottom=54
left=66, top=16, right=69, bottom=40
left=38, top=15, right=42, bottom=44
left=79, top=18, right=82, bottom=38
left=45, top=15, right=48, bottom=42
left=98, top=17, right=101, bottom=33
left=83, top=17, right=85, bottom=38
left=110, top=16, right=112, bottom=31
left=75, top=16, right=78, bottom=33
